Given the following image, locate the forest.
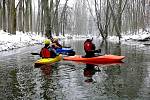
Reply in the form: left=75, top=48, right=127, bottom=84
left=0, top=0, right=150, bottom=40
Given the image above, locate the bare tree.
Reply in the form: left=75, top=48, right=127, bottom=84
left=11, top=0, right=16, bottom=34
left=2, top=0, right=6, bottom=32
left=108, top=0, right=128, bottom=40
left=0, top=1, right=2, bottom=30
left=73, top=0, right=88, bottom=36
left=18, top=0, right=23, bottom=31
left=59, top=0, right=69, bottom=36
left=53, top=0, right=60, bottom=36
left=94, top=0, right=111, bottom=40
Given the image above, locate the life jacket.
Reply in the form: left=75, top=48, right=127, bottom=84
left=40, top=47, right=51, bottom=58
left=84, top=41, right=95, bottom=52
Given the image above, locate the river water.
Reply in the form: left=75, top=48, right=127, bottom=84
left=0, top=39, right=150, bottom=100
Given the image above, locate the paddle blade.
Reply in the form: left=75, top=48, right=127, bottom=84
left=31, top=53, right=40, bottom=55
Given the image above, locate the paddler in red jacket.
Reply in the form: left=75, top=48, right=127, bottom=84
left=84, top=38, right=101, bottom=58
left=40, top=39, right=58, bottom=58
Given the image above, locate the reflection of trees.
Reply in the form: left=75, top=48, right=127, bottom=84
left=87, top=60, right=145, bottom=99
left=88, top=63, right=143, bottom=99
left=99, top=44, right=145, bottom=99
left=96, top=39, right=108, bottom=54
left=0, top=68, right=23, bottom=99
left=102, top=44, right=145, bottom=99
left=124, top=45, right=144, bottom=63
left=98, top=40, right=121, bottom=55
left=9, top=69, right=23, bottom=98
left=113, top=42, right=121, bottom=55
left=100, top=40, right=122, bottom=55
left=93, top=40, right=146, bottom=99
left=103, top=65, right=125, bottom=98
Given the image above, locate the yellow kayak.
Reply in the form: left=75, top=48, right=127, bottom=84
left=34, top=54, right=62, bottom=67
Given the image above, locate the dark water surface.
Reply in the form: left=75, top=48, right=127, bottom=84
left=0, top=39, right=150, bottom=100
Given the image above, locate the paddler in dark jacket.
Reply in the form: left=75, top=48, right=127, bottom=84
left=84, top=38, right=101, bottom=58
left=51, top=37, right=62, bottom=49
left=40, top=39, right=58, bottom=58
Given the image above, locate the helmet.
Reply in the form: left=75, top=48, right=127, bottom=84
left=44, top=39, right=51, bottom=45
left=87, top=37, right=93, bottom=42
left=86, top=39, right=92, bottom=42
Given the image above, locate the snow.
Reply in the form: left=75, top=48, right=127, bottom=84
left=0, top=29, right=150, bottom=52
left=109, top=29, right=150, bottom=43
left=0, top=30, right=45, bottom=51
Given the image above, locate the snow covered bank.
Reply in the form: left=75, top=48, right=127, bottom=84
left=0, top=29, right=150, bottom=52
left=109, top=30, right=150, bottom=43
left=0, top=30, right=45, bottom=52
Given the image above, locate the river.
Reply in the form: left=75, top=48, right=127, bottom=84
left=0, top=39, right=150, bottom=100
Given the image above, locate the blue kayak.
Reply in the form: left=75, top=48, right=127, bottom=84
left=56, top=48, right=75, bottom=56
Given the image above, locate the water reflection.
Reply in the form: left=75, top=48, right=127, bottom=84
left=33, top=63, right=62, bottom=100
left=0, top=40, right=150, bottom=99
left=83, top=64, right=101, bottom=83
left=38, top=64, right=52, bottom=76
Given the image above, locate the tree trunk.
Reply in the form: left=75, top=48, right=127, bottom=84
left=18, top=0, right=23, bottom=31
left=0, top=3, right=2, bottom=30
left=44, top=0, right=53, bottom=38
left=29, top=0, right=32, bottom=32
left=11, top=0, right=16, bottom=34
left=23, top=0, right=25, bottom=33
left=3, top=0, right=6, bottom=32
left=55, top=0, right=59, bottom=36
left=25, top=0, right=29, bottom=32
left=7, top=0, right=11, bottom=33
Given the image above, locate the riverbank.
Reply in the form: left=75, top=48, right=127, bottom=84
left=0, top=30, right=45, bottom=51
left=0, top=29, right=150, bottom=52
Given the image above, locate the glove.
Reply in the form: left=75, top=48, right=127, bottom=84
left=95, top=49, right=101, bottom=53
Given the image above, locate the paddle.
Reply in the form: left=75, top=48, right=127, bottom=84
left=31, top=53, right=40, bottom=55
left=63, top=46, right=71, bottom=48
left=31, top=52, right=73, bottom=57
left=94, top=49, right=101, bottom=53
left=94, top=49, right=102, bottom=56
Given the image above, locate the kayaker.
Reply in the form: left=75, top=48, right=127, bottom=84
left=40, top=39, right=58, bottom=58
left=84, top=38, right=101, bottom=57
left=51, top=37, right=62, bottom=49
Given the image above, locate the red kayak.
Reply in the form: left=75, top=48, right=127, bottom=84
left=63, top=54, right=125, bottom=64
